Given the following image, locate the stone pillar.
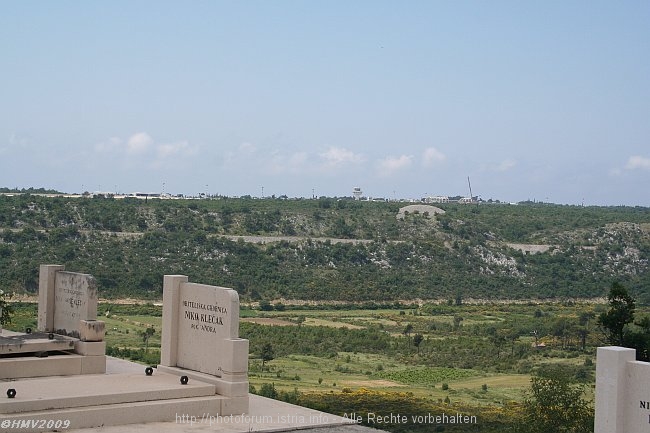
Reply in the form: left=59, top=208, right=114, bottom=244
left=160, top=275, right=187, bottom=367
left=37, top=264, right=65, bottom=332
left=219, top=337, right=250, bottom=397
left=595, top=346, right=636, bottom=433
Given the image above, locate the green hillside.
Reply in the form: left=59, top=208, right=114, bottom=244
left=0, top=194, right=648, bottom=301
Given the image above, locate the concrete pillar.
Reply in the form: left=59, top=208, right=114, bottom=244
left=595, top=346, right=636, bottom=433
left=37, top=264, right=65, bottom=332
left=160, top=275, right=187, bottom=367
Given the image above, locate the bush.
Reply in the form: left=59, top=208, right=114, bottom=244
left=259, top=383, right=278, bottom=399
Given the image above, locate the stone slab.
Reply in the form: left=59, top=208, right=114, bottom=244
left=0, top=354, right=83, bottom=380
left=73, top=340, right=106, bottom=356
left=0, top=372, right=217, bottom=414
left=2, top=358, right=366, bottom=433
left=161, top=276, right=246, bottom=378
left=37, top=264, right=65, bottom=332
left=0, top=330, right=76, bottom=355
left=78, top=320, right=105, bottom=342
left=60, top=394, right=361, bottom=433
left=157, top=365, right=249, bottom=398
left=51, top=271, right=98, bottom=337
left=80, top=354, right=106, bottom=374
left=1, top=396, right=224, bottom=433
left=595, top=346, right=650, bottom=433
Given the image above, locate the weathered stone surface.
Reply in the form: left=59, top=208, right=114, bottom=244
left=79, top=319, right=105, bottom=342
left=159, top=274, right=249, bottom=404
left=595, top=346, right=650, bottom=433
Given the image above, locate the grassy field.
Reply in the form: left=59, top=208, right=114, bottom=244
left=4, top=300, right=622, bottom=413
left=249, top=352, right=531, bottom=406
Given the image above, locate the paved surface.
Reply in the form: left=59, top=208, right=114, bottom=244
left=0, top=330, right=76, bottom=355
left=63, top=357, right=382, bottom=433
left=67, top=395, right=381, bottom=433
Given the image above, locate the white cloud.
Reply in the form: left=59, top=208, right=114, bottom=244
left=288, top=152, right=308, bottom=167
left=94, top=137, right=122, bottom=153
left=480, top=158, right=518, bottom=173
left=92, top=133, right=195, bottom=170
left=496, top=158, right=517, bottom=172
left=422, top=147, right=446, bottom=166
left=156, top=141, right=195, bottom=159
left=267, top=151, right=310, bottom=174
left=319, top=147, right=364, bottom=167
left=625, top=155, right=650, bottom=170
left=377, top=155, right=413, bottom=175
left=127, top=132, right=153, bottom=154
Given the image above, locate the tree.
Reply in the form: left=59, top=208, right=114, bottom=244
left=453, top=315, right=464, bottom=331
left=413, top=333, right=424, bottom=353
left=141, top=327, right=155, bottom=353
left=295, top=315, right=306, bottom=327
left=261, top=343, right=274, bottom=368
left=0, top=290, right=13, bottom=327
left=259, top=300, right=273, bottom=311
left=521, top=368, right=593, bottom=433
left=402, top=323, right=413, bottom=338
left=577, top=311, right=595, bottom=351
left=598, top=282, right=635, bottom=346
left=597, top=283, right=650, bottom=361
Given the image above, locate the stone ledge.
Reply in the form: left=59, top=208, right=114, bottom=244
left=0, top=371, right=217, bottom=413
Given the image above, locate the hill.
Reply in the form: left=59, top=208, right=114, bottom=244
left=0, top=194, right=648, bottom=302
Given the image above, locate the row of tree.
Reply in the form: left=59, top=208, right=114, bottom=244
left=0, top=195, right=648, bottom=301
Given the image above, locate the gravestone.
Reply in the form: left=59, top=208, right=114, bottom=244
left=158, top=275, right=249, bottom=413
left=1, top=268, right=256, bottom=432
left=595, top=346, right=650, bottom=433
left=0, top=264, right=106, bottom=379
left=38, top=264, right=99, bottom=337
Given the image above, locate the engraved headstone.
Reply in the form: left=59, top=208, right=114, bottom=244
left=38, top=265, right=98, bottom=337
left=159, top=274, right=249, bottom=409
left=52, top=271, right=98, bottom=337
left=2, top=264, right=106, bottom=379
left=176, top=283, right=239, bottom=376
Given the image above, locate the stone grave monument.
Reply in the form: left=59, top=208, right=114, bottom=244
left=595, top=346, right=650, bottom=433
left=157, top=274, right=250, bottom=414
left=0, top=264, right=106, bottom=379
left=1, top=269, right=250, bottom=432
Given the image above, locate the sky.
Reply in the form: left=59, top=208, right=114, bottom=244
left=1, top=1, right=649, bottom=205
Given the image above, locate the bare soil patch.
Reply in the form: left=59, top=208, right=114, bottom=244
left=341, top=379, right=406, bottom=388
left=241, top=318, right=297, bottom=326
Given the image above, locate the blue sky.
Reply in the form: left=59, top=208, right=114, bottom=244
left=1, top=1, right=649, bottom=205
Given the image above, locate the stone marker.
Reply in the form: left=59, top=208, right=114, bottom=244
left=595, top=346, right=650, bottom=433
left=158, top=275, right=249, bottom=413
left=1, top=267, right=254, bottom=431
left=0, top=264, right=106, bottom=379
left=38, top=264, right=98, bottom=338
